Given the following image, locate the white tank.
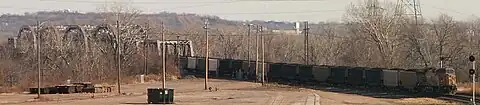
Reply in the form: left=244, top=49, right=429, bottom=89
left=140, top=75, right=145, bottom=83
left=295, top=22, right=300, bottom=35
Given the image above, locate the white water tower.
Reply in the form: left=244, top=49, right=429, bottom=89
left=295, top=22, right=301, bottom=35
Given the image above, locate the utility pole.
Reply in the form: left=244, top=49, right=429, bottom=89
left=161, top=22, right=166, bottom=89
left=247, top=24, right=252, bottom=80
left=247, top=24, right=252, bottom=61
left=144, top=22, right=149, bottom=75
left=116, top=20, right=121, bottom=94
left=204, top=19, right=209, bottom=90
left=260, top=26, right=265, bottom=85
left=35, top=18, right=41, bottom=99
left=176, top=35, right=180, bottom=75
left=303, top=21, right=309, bottom=65
left=255, top=25, right=260, bottom=82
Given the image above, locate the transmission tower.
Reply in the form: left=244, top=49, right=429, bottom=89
left=398, top=0, right=423, bottom=24
left=398, top=0, right=430, bottom=68
left=366, top=0, right=382, bottom=17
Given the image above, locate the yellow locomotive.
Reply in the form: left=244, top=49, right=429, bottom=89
left=416, top=67, right=457, bottom=95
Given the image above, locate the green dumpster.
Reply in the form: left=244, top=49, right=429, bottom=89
left=29, top=87, right=50, bottom=94
left=147, top=88, right=174, bottom=104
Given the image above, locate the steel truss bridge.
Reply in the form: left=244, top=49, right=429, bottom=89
left=5, top=24, right=194, bottom=57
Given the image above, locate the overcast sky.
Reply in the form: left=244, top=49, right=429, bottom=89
left=1, top=0, right=479, bottom=22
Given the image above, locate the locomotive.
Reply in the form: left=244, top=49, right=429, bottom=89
left=415, top=67, right=457, bottom=95
left=179, top=56, right=457, bottom=95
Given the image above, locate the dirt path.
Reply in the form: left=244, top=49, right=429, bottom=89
left=0, top=79, right=461, bottom=105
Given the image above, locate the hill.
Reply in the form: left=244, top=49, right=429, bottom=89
left=0, top=10, right=314, bottom=38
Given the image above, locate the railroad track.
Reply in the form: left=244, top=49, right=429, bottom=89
left=297, top=93, right=320, bottom=105
left=306, top=93, right=320, bottom=105
left=270, top=95, right=284, bottom=105
left=439, top=94, right=480, bottom=104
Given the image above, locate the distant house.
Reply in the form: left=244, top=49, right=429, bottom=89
left=269, top=21, right=302, bottom=35
left=270, top=29, right=302, bottom=35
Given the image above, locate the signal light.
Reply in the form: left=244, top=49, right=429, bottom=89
left=470, top=69, right=476, bottom=75
left=470, top=55, right=475, bottom=62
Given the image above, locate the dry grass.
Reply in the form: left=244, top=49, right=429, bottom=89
left=129, top=73, right=180, bottom=84
left=392, top=98, right=459, bottom=105
left=0, top=86, right=24, bottom=93
left=0, top=69, right=181, bottom=93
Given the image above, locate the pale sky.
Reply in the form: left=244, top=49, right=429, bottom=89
left=0, top=0, right=479, bottom=22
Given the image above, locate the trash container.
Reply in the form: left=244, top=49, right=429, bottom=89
left=29, top=87, right=50, bottom=94
left=147, top=88, right=174, bottom=104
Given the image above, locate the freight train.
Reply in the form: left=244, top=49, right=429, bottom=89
left=179, top=56, right=457, bottom=95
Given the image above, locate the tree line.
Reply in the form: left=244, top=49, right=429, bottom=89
left=0, top=0, right=478, bottom=91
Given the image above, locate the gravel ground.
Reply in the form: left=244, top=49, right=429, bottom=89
left=0, top=79, right=462, bottom=105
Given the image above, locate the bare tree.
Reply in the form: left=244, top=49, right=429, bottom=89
left=214, top=29, right=243, bottom=59
left=343, top=0, right=406, bottom=68
left=311, top=22, right=347, bottom=66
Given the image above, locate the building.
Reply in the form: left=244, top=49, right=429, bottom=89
left=270, top=29, right=302, bottom=35
left=270, top=21, right=302, bottom=35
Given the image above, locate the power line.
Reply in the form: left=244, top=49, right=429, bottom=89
left=161, top=1, right=241, bottom=11
left=37, top=0, right=353, bottom=5
left=0, top=7, right=343, bottom=15
left=0, top=7, right=343, bottom=16
left=0, top=1, right=241, bottom=11
left=422, top=4, right=472, bottom=16
left=204, top=10, right=344, bottom=15
left=0, top=6, right=47, bottom=10
left=5, top=0, right=344, bottom=15
left=149, top=33, right=347, bottom=38
left=158, top=0, right=346, bottom=12
left=398, top=0, right=423, bottom=19
left=237, top=0, right=333, bottom=1
left=7, top=1, right=241, bottom=13
left=398, top=1, right=478, bottom=18
left=39, top=0, right=238, bottom=4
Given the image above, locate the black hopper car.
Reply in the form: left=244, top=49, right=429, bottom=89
left=178, top=56, right=457, bottom=96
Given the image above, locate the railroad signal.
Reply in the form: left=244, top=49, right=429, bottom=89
left=469, top=55, right=477, bottom=105
left=470, top=69, right=476, bottom=75
left=470, top=56, right=475, bottom=62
